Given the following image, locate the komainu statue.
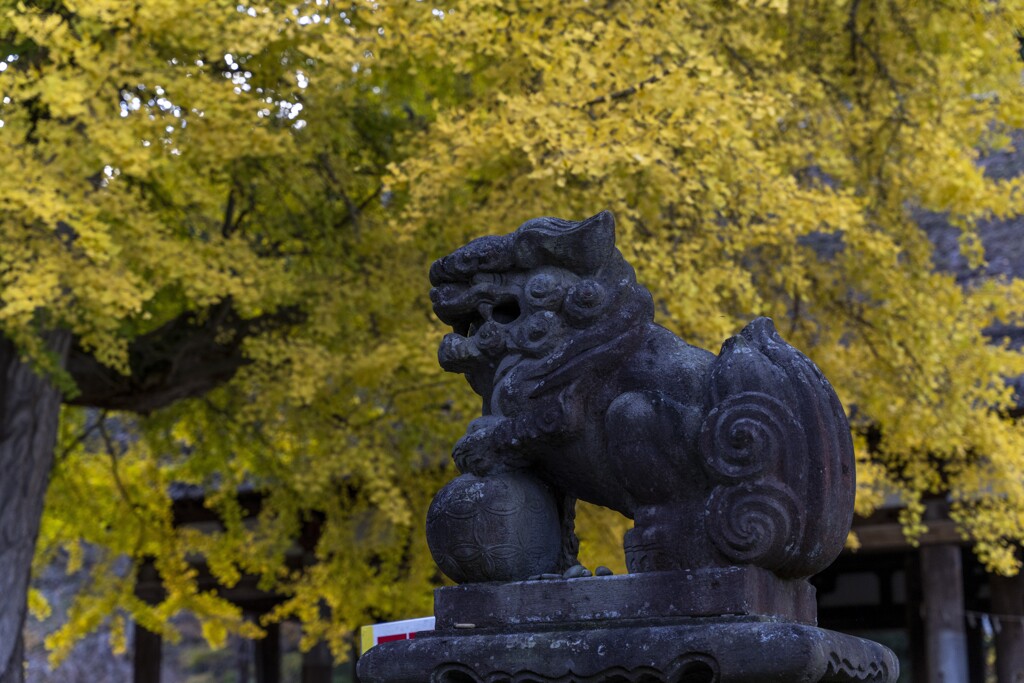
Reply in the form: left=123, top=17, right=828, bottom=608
left=426, top=210, right=855, bottom=583
left=359, top=211, right=897, bottom=683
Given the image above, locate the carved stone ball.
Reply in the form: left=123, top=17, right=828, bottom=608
left=426, top=472, right=561, bottom=583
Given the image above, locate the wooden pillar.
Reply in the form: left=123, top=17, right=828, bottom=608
left=235, top=634, right=253, bottom=683
left=921, top=544, right=969, bottom=682
left=906, top=552, right=927, bottom=681
left=254, top=621, right=281, bottom=683
left=966, top=618, right=987, bottom=683
left=132, top=623, right=162, bottom=683
left=301, top=640, right=334, bottom=683
left=992, top=572, right=1024, bottom=683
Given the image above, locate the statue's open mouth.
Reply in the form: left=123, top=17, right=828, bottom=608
left=453, top=314, right=482, bottom=339
left=436, top=290, right=522, bottom=382
left=433, top=284, right=522, bottom=339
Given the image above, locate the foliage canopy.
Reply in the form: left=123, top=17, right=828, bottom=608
left=3, top=0, right=1024, bottom=663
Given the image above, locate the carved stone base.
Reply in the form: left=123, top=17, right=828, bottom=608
left=358, top=571, right=899, bottom=683
left=358, top=619, right=897, bottom=682
left=434, top=566, right=818, bottom=628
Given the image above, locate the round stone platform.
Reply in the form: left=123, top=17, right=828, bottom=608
left=357, top=569, right=898, bottom=683
left=358, top=618, right=898, bottom=682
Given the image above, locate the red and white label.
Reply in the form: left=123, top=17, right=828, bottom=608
left=360, top=616, right=435, bottom=653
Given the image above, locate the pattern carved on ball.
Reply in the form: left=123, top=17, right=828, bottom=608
left=426, top=473, right=562, bottom=583
left=699, top=392, right=803, bottom=484
left=705, top=481, right=802, bottom=568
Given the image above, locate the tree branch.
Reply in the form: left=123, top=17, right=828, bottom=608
left=581, top=71, right=668, bottom=108
left=64, top=301, right=303, bottom=414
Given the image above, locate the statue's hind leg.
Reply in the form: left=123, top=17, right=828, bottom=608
left=605, top=391, right=711, bottom=573
left=624, top=502, right=716, bottom=572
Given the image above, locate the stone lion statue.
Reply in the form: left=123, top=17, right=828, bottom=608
left=425, top=211, right=854, bottom=583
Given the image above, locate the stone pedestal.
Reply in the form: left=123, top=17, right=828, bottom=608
left=399, top=213, right=899, bottom=683
left=358, top=568, right=899, bottom=683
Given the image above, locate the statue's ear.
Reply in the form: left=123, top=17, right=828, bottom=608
left=512, top=210, right=616, bottom=274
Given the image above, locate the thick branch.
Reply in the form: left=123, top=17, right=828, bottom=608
left=65, top=301, right=302, bottom=414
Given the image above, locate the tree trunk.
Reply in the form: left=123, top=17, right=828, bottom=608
left=0, top=331, right=70, bottom=683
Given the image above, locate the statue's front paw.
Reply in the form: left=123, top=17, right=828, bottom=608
left=452, top=428, right=496, bottom=475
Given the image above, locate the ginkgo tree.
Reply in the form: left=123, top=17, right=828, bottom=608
left=3, top=0, right=1024, bottom=680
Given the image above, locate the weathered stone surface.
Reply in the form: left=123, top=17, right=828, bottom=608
left=433, top=567, right=818, bottom=629
left=357, top=619, right=899, bottom=683
left=426, top=211, right=855, bottom=583
left=360, top=212, right=898, bottom=683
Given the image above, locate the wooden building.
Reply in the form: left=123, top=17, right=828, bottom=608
left=818, top=133, right=1024, bottom=682
left=817, top=499, right=1024, bottom=682
left=132, top=484, right=342, bottom=683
